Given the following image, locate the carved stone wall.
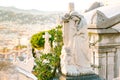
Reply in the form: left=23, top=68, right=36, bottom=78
left=86, top=4, right=120, bottom=80
left=89, top=31, right=120, bottom=80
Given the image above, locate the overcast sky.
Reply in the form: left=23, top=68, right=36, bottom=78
left=0, top=0, right=99, bottom=11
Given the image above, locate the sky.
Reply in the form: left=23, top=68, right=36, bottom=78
left=0, top=0, right=99, bottom=11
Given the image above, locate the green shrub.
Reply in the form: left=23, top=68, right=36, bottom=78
left=30, top=31, right=45, bottom=49
left=32, top=25, right=63, bottom=80
left=35, top=53, right=56, bottom=80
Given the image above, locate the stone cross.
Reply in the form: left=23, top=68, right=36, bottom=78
left=68, top=2, right=75, bottom=12
left=43, top=32, right=51, bottom=54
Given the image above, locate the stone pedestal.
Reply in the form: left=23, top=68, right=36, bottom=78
left=59, top=74, right=104, bottom=80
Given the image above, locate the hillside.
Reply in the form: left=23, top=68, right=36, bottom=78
left=0, top=6, right=62, bottom=25
left=0, top=6, right=63, bottom=48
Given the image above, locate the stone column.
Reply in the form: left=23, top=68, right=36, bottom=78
left=115, top=47, right=120, bottom=78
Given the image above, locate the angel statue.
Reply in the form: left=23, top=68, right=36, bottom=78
left=60, top=11, right=93, bottom=76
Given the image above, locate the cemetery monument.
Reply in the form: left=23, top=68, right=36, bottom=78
left=60, top=3, right=103, bottom=80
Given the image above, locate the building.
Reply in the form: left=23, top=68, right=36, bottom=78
left=84, top=3, right=120, bottom=80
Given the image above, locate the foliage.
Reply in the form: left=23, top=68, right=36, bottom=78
left=33, top=25, right=63, bottom=80
left=34, top=53, right=56, bottom=80
left=30, top=25, right=63, bottom=49
left=48, top=29, right=56, bottom=47
left=48, top=25, right=63, bottom=47
left=30, top=31, right=45, bottom=49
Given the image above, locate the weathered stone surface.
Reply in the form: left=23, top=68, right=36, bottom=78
left=88, top=27, right=118, bottom=34
left=61, top=11, right=93, bottom=76
left=0, top=61, right=37, bottom=80
left=59, top=74, right=104, bottom=80
left=43, top=32, right=51, bottom=53
left=112, top=23, right=120, bottom=32
left=84, top=4, right=120, bottom=29
left=84, top=2, right=120, bottom=80
left=87, top=10, right=120, bottom=29
left=85, top=2, right=103, bottom=12
left=113, top=77, right=120, bottom=80
left=88, top=26, right=120, bottom=80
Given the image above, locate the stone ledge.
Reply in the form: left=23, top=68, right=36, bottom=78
left=59, top=74, right=104, bottom=80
